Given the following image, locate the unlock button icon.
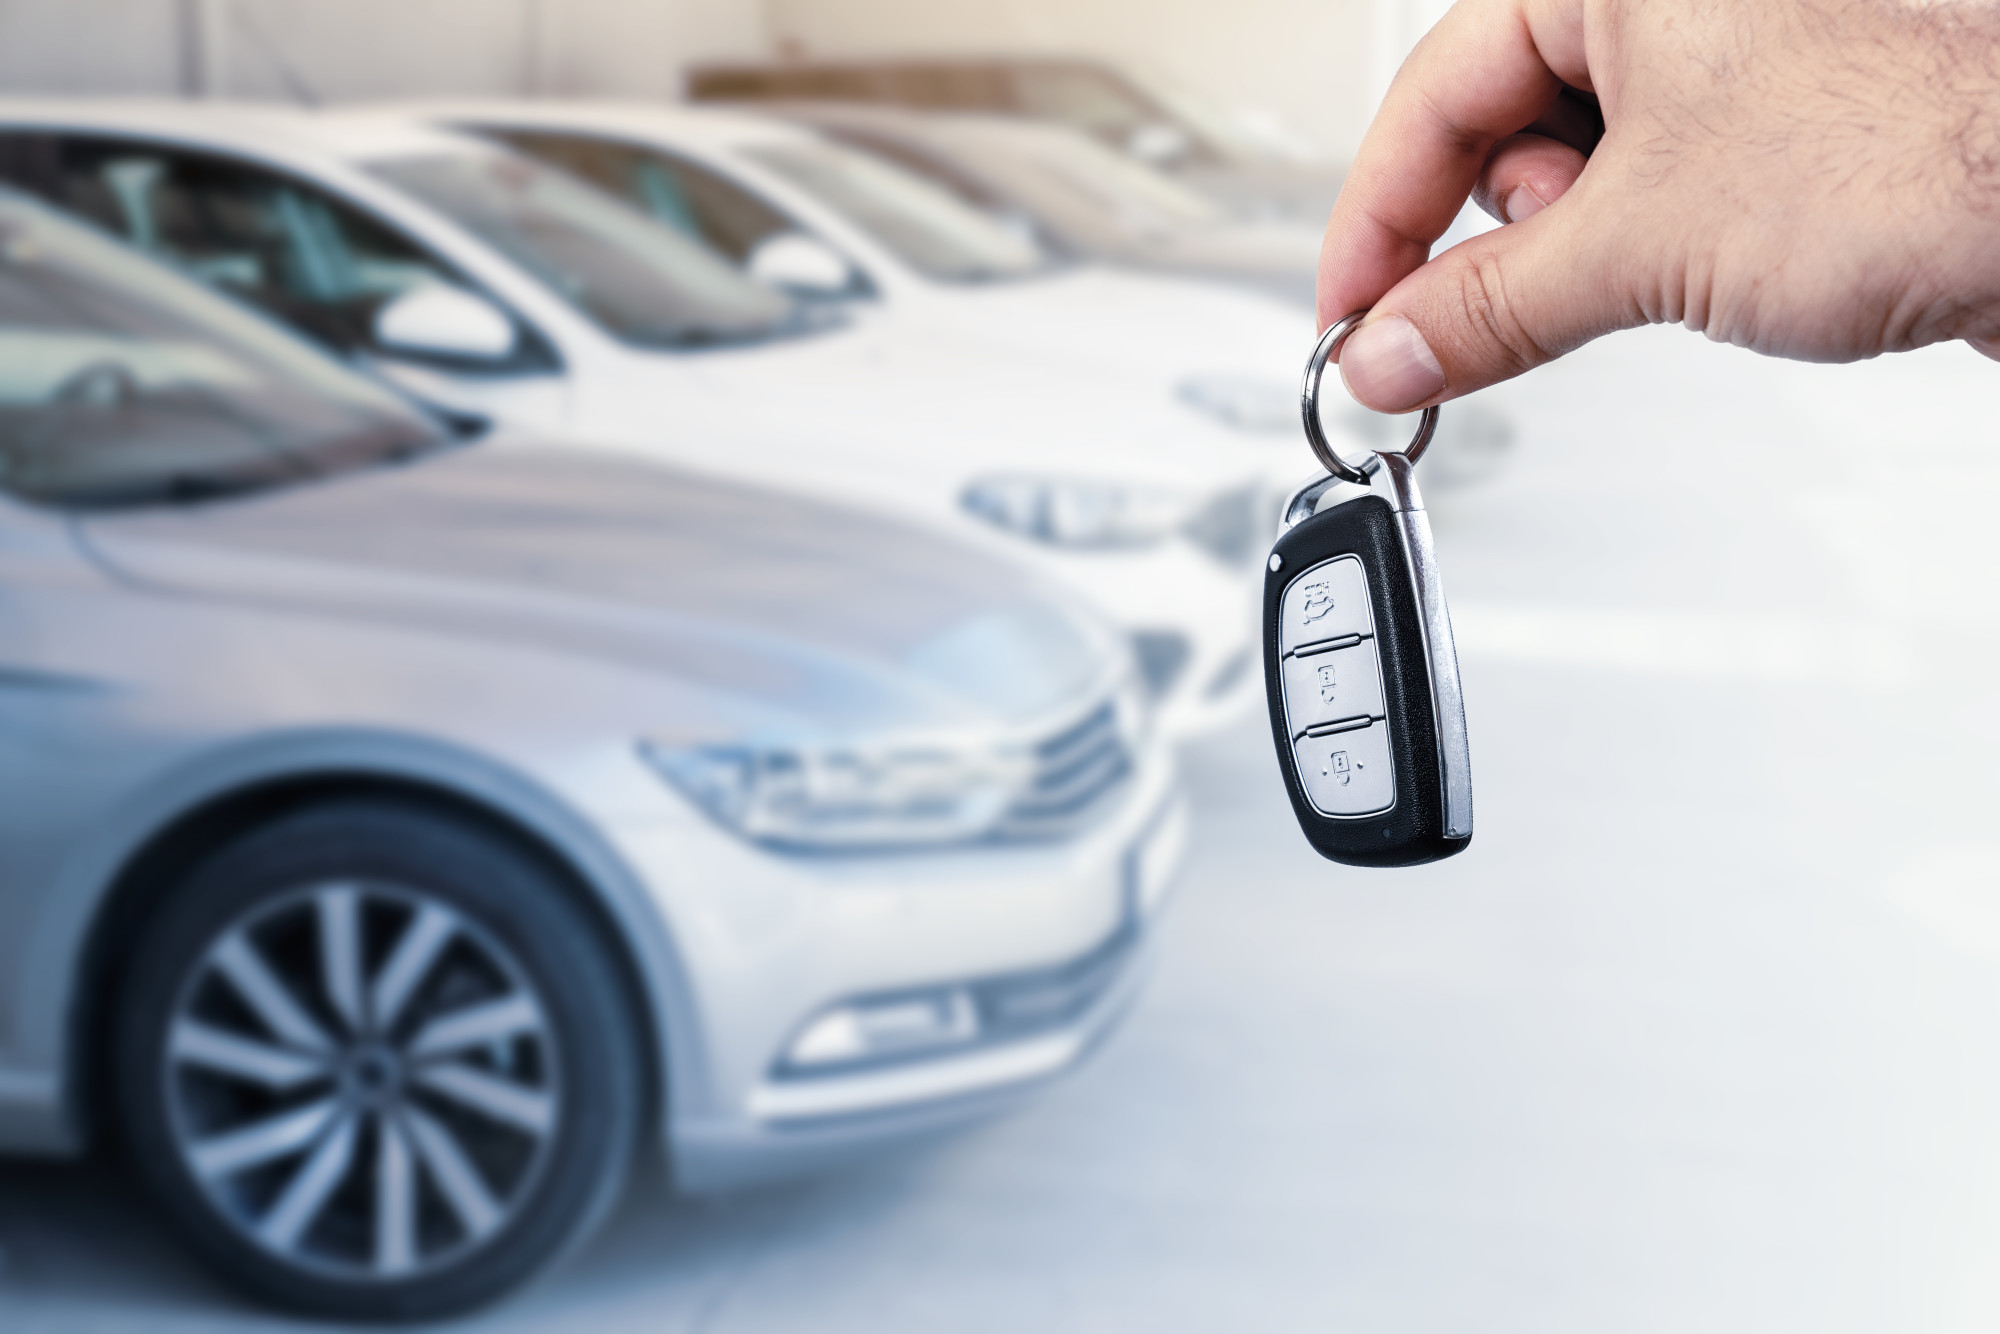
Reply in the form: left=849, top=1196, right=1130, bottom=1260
left=1281, top=638, right=1386, bottom=733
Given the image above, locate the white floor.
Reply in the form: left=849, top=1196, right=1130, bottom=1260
left=6, top=325, right=2000, bottom=1331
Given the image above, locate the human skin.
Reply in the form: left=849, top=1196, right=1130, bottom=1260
left=1322, top=0, right=2000, bottom=412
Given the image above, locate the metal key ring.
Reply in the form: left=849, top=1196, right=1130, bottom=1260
left=1300, top=312, right=1441, bottom=485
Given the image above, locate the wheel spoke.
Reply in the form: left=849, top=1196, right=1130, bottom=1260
left=189, top=1098, right=341, bottom=1180
left=406, top=1106, right=502, bottom=1240
left=257, top=1109, right=357, bottom=1252
left=408, top=993, right=544, bottom=1059
left=170, top=1018, right=331, bottom=1090
left=374, top=1113, right=416, bottom=1276
left=369, top=904, right=455, bottom=1034
left=316, top=885, right=363, bottom=1035
left=212, top=931, right=332, bottom=1053
left=416, top=1062, right=556, bottom=1137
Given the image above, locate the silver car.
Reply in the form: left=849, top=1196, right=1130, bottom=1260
left=0, top=191, right=1184, bottom=1318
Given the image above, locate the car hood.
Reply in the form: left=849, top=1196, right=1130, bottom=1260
left=75, top=439, right=1121, bottom=741
left=940, top=267, right=1311, bottom=372
left=891, top=269, right=1333, bottom=444
left=1175, top=162, right=1346, bottom=226
left=564, top=312, right=1293, bottom=520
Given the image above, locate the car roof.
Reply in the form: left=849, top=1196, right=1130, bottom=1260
left=377, top=99, right=823, bottom=154
left=686, top=54, right=1119, bottom=95
left=765, top=103, right=1147, bottom=192
left=0, top=100, right=502, bottom=165
left=764, top=101, right=1087, bottom=153
left=696, top=54, right=1112, bottom=73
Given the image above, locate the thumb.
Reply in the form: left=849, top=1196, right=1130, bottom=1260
left=1337, top=204, right=1632, bottom=412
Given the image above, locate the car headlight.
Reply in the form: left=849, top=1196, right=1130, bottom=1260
left=639, top=739, right=1034, bottom=850
left=961, top=476, right=1199, bottom=548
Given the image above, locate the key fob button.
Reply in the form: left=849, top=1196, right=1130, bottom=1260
left=1294, top=722, right=1396, bottom=817
left=1279, top=555, right=1373, bottom=653
left=1281, top=638, right=1386, bottom=734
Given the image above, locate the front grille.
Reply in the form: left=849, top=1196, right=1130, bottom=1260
left=1205, top=647, right=1255, bottom=700
left=1130, top=631, right=1191, bottom=698
left=1182, top=485, right=1267, bottom=568
left=995, top=698, right=1134, bottom=841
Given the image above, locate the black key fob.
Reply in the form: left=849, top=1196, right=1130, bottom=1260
left=1266, top=316, right=1472, bottom=867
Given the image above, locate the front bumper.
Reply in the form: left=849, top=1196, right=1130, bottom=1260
left=670, top=912, right=1158, bottom=1192
left=596, top=738, right=1187, bottom=1194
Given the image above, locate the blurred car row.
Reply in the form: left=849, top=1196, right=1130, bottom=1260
left=0, top=82, right=1366, bottom=1320
left=687, top=54, right=1347, bottom=224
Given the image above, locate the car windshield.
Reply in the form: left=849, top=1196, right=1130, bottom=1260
left=963, top=127, right=1227, bottom=239
left=1124, top=72, right=1322, bottom=166
left=1007, top=65, right=1187, bottom=147
left=0, top=193, right=447, bottom=510
left=369, top=150, right=809, bottom=348
left=1009, top=65, right=1300, bottom=167
left=744, top=140, right=1054, bottom=284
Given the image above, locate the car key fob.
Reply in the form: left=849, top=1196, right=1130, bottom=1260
left=1265, top=315, right=1472, bottom=867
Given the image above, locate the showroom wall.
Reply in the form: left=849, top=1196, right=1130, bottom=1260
left=0, top=0, right=1456, bottom=155
left=762, top=0, right=1459, bottom=158
left=0, top=0, right=766, bottom=102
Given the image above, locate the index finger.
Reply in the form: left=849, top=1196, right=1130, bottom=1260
left=1318, top=0, right=1592, bottom=330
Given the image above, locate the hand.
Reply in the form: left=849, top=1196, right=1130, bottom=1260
left=1321, top=0, right=2000, bottom=412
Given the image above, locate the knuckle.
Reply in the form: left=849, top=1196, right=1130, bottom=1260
left=1447, top=254, right=1550, bottom=373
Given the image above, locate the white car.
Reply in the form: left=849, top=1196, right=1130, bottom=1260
left=0, top=186, right=1181, bottom=1318
left=759, top=102, right=1324, bottom=309
left=428, top=102, right=1521, bottom=497
left=0, top=103, right=1279, bottom=739
left=420, top=99, right=1327, bottom=441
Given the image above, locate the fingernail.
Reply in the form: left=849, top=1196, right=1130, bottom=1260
left=1503, top=184, right=1548, bottom=223
left=1340, top=315, right=1444, bottom=412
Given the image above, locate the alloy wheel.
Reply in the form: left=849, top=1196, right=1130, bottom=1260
left=161, top=881, right=562, bottom=1281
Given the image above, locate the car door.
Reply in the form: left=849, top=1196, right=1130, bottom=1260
left=0, top=131, right=573, bottom=431
left=0, top=491, right=136, bottom=1135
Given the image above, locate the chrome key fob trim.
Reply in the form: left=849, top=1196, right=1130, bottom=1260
left=1264, top=453, right=1472, bottom=867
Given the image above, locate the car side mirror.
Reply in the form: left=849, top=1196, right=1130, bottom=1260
left=373, top=285, right=517, bottom=362
left=1127, top=124, right=1192, bottom=166
left=745, top=232, right=856, bottom=297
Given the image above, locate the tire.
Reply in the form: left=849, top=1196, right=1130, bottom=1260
left=112, top=798, right=644, bottom=1320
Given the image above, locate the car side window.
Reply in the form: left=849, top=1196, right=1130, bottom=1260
left=0, top=132, right=555, bottom=372
left=486, top=130, right=792, bottom=264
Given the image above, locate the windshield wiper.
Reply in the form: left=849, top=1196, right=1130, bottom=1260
left=161, top=470, right=292, bottom=502
left=629, top=302, right=851, bottom=351
left=658, top=325, right=777, bottom=349
left=35, top=466, right=302, bottom=510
